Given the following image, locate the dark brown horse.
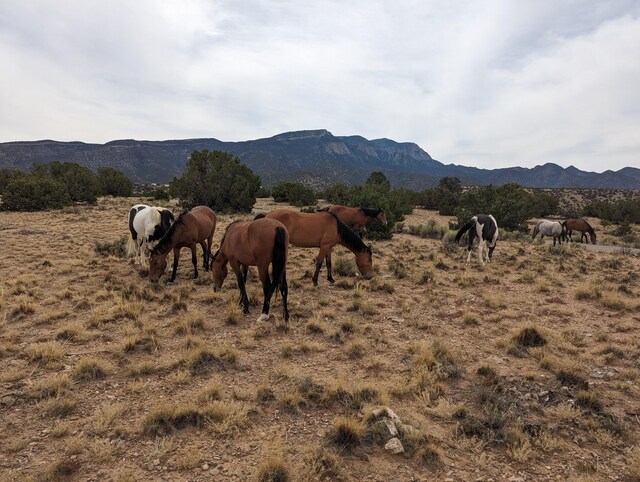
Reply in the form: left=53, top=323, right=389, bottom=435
left=256, top=209, right=373, bottom=285
left=148, top=206, right=216, bottom=283
left=211, top=218, right=289, bottom=322
left=562, top=218, right=596, bottom=244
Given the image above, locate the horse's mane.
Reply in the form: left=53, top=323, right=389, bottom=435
left=213, top=220, right=242, bottom=259
left=153, top=210, right=187, bottom=254
left=327, top=212, right=370, bottom=253
left=360, top=207, right=381, bottom=218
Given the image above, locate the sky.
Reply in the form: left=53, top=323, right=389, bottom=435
left=1, top=1, right=639, bottom=172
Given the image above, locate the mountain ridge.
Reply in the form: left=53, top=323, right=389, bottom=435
left=0, top=130, right=638, bottom=189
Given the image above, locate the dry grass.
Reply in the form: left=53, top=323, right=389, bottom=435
left=0, top=198, right=638, bottom=481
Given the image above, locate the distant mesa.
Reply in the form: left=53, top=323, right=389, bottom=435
left=0, top=130, right=638, bottom=189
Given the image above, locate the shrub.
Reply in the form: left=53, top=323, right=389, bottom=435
left=33, top=161, right=100, bottom=203
left=2, top=176, right=71, bottom=211
left=170, top=150, right=261, bottom=213
left=97, top=167, right=133, bottom=197
left=271, top=182, right=316, bottom=206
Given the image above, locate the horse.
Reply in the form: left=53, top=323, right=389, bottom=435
left=127, top=204, right=175, bottom=266
left=454, top=214, right=499, bottom=265
left=148, top=206, right=216, bottom=283
left=211, top=218, right=289, bottom=322
left=532, top=220, right=566, bottom=246
left=255, top=209, right=373, bottom=285
left=321, top=205, right=387, bottom=235
left=562, top=218, right=596, bottom=244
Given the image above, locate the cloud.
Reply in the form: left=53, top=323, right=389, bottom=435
left=0, top=0, right=638, bottom=171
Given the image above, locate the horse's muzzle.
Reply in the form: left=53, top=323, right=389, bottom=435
left=363, top=272, right=373, bottom=280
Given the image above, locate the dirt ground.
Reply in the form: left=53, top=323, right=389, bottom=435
left=1, top=197, right=639, bottom=482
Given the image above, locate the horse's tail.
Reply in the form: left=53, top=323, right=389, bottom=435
left=126, top=209, right=138, bottom=257
left=271, top=226, right=287, bottom=295
left=254, top=213, right=266, bottom=220
left=455, top=218, right=476, bottom=244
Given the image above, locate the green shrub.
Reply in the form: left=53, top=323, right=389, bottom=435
left=97, top=167, right=133, bottom=197
left=33, top=161, right=100, bottom=203
left=271, top=182, right=316, bottom=206
left=2, top=176, right=71, bottom=211
left=170, top=150, right=261, bottom=213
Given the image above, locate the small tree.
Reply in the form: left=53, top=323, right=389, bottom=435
left=365, top=171, right=391, bottom=192
left=436, top=177, right=462, bottom=215
left=97, top=167, right=133, bottom=197
left=0, top=169, right=28, bottom=194
left=2, top=176, right=71, bottom=211
left=170, top=150, right=261, bottom=213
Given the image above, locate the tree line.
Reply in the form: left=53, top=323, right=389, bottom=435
left=3, top=149, right=635, bottom=236
left=0, top=163, right=132, bottom=210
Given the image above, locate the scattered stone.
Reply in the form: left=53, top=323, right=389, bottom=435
left=202, top=464, right=209, bottom=470
left=153, top=459, right=160, bottom=466
left=384, top=437, right=404, bottom=454
left=382, top=417, right=398, bottom=437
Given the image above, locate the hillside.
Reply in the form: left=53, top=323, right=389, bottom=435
left=1, top=130, right=639, bottom=189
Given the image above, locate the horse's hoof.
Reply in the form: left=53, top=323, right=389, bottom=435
left=328, top=278, right=335, bottom=284
left=257, top=313, right=269, bottom=323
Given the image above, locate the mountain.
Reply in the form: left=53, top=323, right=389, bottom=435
left=0, top=130, right=638, bottom=189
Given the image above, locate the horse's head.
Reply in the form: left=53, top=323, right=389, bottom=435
left=355, top=245, right=374, bottom=280
left=377, top=209, right=388, bottom=226
left=148, top=249, right=167, bottom=283
left=210, top=250, right=227, bottom=291
left=589, top=230, right=597, bottom=245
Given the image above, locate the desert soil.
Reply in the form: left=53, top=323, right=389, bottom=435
left=0, top=196, right=639, bottom=481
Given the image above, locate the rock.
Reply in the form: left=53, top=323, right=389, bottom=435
left=384, top=437, right=404, bottom=454
left=202, top=464, right=209, bottom=470
left=382, top=417, right=398, bottom=437
left=153, top=459, right=160, bottom=466
left=0, top=396, right=17, bottom=408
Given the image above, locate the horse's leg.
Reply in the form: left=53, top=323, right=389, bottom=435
left=477, top=240, right=484, bottom=265
left=281, top=270, right=289, bottom=322
left=190, top=244, right=198, bottom=279
left=169, top=248, right=180, bottom=282
left=200, top=241, right=208, bottom=271
left=231, top=261, right=250, bottom=314
left=325, top=249, right=334, bottom=283
left=312, top=245, right=331, bottom=286
left=241, top=264, right=249, bottom=283
left=256, top=264, right=272, bottom=322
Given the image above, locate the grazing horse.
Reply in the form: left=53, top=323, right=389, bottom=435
left=532, top=220, right=566, bottom=246
left=211, top=218, right=289, bottom=322
left=127, top=204, right=175, bottom=266
left=455, top=214, right=499, bottom=265
left=255, top=209, right=374, bottom=285
left=562, top=218, right=596, bottom=244
left=322, top=205, right=387, bottom=235
left=148, top=206, right=216, bottom=283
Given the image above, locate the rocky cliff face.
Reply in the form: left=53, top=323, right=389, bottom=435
left=1, top=130, right=638, bottom=189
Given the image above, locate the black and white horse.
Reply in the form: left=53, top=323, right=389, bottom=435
left=126, top=204, right=175, bottom=266
left=454, top=214, right=499, bottom=265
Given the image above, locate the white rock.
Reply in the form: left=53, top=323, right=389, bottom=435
left=382, top=417, right=398, bottom=437
left=384, top=437, right=404, bottom=454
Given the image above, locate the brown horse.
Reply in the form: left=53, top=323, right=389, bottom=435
left=256, top=209, right=374, bottom=285
left=211, top=218, right=289, bottom=322
left=148, top=206, right=216, bottom=283
left=324, top=205, right=387, bottom=234
left=562, top=218, right=596, bottom=244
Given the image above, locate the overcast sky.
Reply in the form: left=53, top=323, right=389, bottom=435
left=1, top=1, right=639, bottom=171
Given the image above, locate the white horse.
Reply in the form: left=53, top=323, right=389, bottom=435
left=532, top=220, right=566, bottom=246
left=126, top=204, right=175, bottom=266
left=454, top=214, right=499, bottom=265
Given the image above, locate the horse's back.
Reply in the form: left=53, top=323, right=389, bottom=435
left=265, top=209, right=332, bottom=247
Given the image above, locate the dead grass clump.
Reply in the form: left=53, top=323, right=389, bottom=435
left=26, top=341, right=65, bottom=365
left=349, top=385, right=381, bottom=409
left=301, top=446, right=341, bottom=481
left=346, top=340, right=366, bottom=359
left=461, top=313, right=479, bottom=326
left=297, top=377, right=326, bottom=404
left=556, top=369, right=589, bottom=390
left=305, top=318, right=326, bottom=334
left=349, top=299, right=377, bottom=316
left=333, top=256, right=355, bottom=277
left=255, top=454, right=290, bottom=482
left=225, top=302, right=242, bottom=325
left=197, top=380, right=223, bottom=403
left=388, top=258, right=407, bottom=279
left=93, top=402, right=127, bottom=435
left=142, top=404, right=204, bottom=436
left=39, top=457, right=81, bottom=481
left=514, top=327, right=547, bottom=348
left=39, top=397, right=77, bottom=418
left=599, top=293, right=628, bottom=311
left=127, top=361, right=156, bottom=378
left=575, top=390, right=603, bottom=413
left=174, top=313, right=206, bottom=335
left=73, top=357, right=109, bottom=381
left=10, top=298, right=36, bottom=320
left=326, top=417, right=364, bottom=451
left=402, top=432, right=442, bottom=467
left=257, top=385, right=276, bottom=403
left=185, top=347, right=236, bottom=375
left=30, top=374, right=71, bottom=400
left=411, top=340, right=461, bottom=380
left=95, top=237, right=127, bottom=257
